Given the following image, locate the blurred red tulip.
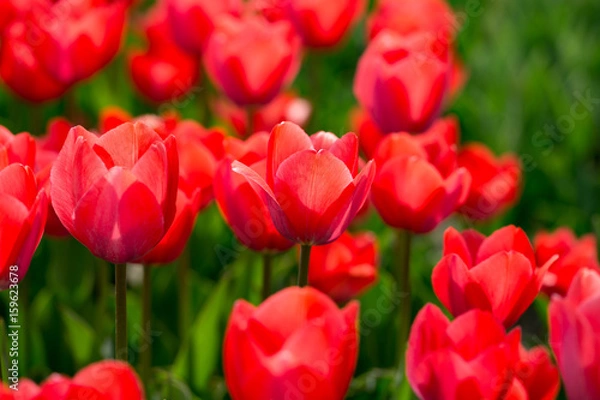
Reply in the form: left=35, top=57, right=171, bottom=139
left=140, top=121, right=225, bottom=264
left=166, top=0, right=243, bottom=56
left=308, top=231, right=378, bottom=303
left=213, top=92, right=312, bottom=137
left=549, top=268, right=600, bottom=400
left=224, top=132, right=270, bottom=164
left=232, top=122, right=375, bottom=245
left=204, top=15, right=302, bottom=106
left=406, top=304, right=521, bottom=400
left=99, top=107, right=180, bottom=137
left=457, top=143, right=521, bottom=221
left=367, top=0, right=457, bottom=42
left=50, top=122, right=179, bottom=263
left=432, top=225, right=554, bottom=327
left=508, top=345, right=560, bottom=400
left=0, top=162, right=47, bottom=289
left=281, top=0, right=366, bottom=48
left=534, top=228, right=599, bottom=296
left=129, top=1, right=200, bottom=103
left=370, top=132, right=469, bottom=233
left=350, top=107, right=384, bottom=159
left=354, top=30, right=452, bottom=133
left=224, top=286, right=359, bottom=400
left=0, top=126, right=36, bottom=168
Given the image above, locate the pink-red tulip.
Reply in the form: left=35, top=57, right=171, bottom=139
left=354, top=30, right=452, bottom=133
left=308, top=231, right=378, bottom=303
left=534, top=228, right=599, bottom=296
left=204, top=15, right=302, bottom=106
left=0, top=126, right=36, bottom=168
left=280, top=0, right=366, bottom=48
left=406, top=304, right=521, bottom=400
left=0, top=161, right=48, bottom=289
left=457, top=143, right=521, bottom=220
left=432, top=225, right=554, bottom=327
left=232, top=122, right=375, bottom=245
left=224, top=286, right=359, bottom=400
left=508, top=345, right=560, bottom=400
left=129, top=1, right=200, bottom=103
left=549, top=268, right=600, bottom=400
left=166, top=0, right=243, bottom=56
left=370, top=132, right=469, bottom=233
left=50, top=122, right=179, bottom=263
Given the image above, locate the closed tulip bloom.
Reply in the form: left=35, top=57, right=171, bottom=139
left=0, top=125, right=36, bottom=168
left=457, top=143, right=521, bottom=221
left=406, top=304, right=521, bottom=400
left=129, top=1, right=200, bottom=103
left=50, top=122, right=179, bottom=264
left=370, top=132, right=469, bottom=233
left=549, top=268, right=600, bottom=400
left=432, top=225, right=554, bottom=327
left=508, top=345, right=560, bottom=400
left=167, top=0, right=242, bottom=55
left=204, top=15, right=302, bottom=106
left=281, top=0, right=365, bottom=48
left=224, top=286, right=359, bottom=400
left=308, top=231, right=378, bottom=303
left=534, top=228, right=599, bottom=296
left=0, top=161, right=48, bottom=289
left=232, top=122, right=375, bottom=245
left=354, top=30, right=451, bottom=134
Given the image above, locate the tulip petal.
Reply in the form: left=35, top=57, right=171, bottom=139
left=328, top=133, right=359, bottom=175
left=73, top=360, right=145, bottom=400
left=476, top=225, right=536, bottom=268
left=95, top=122, right=162, bottom=169
left=442, top=227, right=485, bottom=267
left=266, top=121, right=313, bottom=187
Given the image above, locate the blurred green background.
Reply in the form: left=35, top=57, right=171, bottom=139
left=0, top=0, right=598, bottom=399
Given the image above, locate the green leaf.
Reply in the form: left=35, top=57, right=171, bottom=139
left=59, top=306, right=96, bottom=368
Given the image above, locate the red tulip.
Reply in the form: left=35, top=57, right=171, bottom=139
left=370, top=132, right=469, bottom=233
left=367, top=0, right=457, bottom=42
left=0, top=126, right=36, bottom=168
left=0, top=162, right=48, bottom=289
left=0, top=20, right=69, bottom=102
left=406, top=304, right=521, bottom=400
left=204, top=15, right=302, bottom=106
left=129, top=1, right=200, bottom=103
left=354, top=30, right=452, bottom=133
left=140, top=120, right=225, bottom=264
left=432, top=225, right=554, bottom=327
left=413, top=116, right=460, bottom=178
left=0, top=360, right=144, bottom=400
left=280, top=0, right=366, bottom=48
left=308, top=231, right=378, bottom=303
left=213, top=92, right=312, bottom=137
left=232, top=122, right=375, bottom=245
left=98, top=107, right=179, bottom=137
left=166, top=0, right=243, bottom=56
left=457, top=143, right=521, bottom=220
left=508, top=345, right=560, bottom=400
left=224, top=286, right=359, bottom=400
left=50, top=122, right=179, bottom=263
left=549, top=268, right=600, bottom=400
left=534, top=228, right=599, bottom=296
left=224, top=132, right=270, bottom=164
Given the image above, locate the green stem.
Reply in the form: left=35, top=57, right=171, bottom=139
left=139, top=266, right=152, bottom=388
left=246, top=105, right=257, bottom=137
left=394, top=230, right=412, bottom=375
left=298, top=245, right=312, bottom=287
left=115, top=263, right=128, bottom=361
left=178, top=248, right=190, bottom=344
left=0, top=317, right=8, bottom=385
left=262, top=253, right=272, bottom=300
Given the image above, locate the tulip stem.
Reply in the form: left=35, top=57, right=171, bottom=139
left=298, top=245, right=312, bottom=287
left=115, top=263, right=128, bottom=361
left=178, top=247, right=190, bottom=344
left=262, top=253, right=273, bottom=300
left=394, top=230, right=412, bottom=376
left=246, top=105, right=257, bottom=137
left=0, top=317, right=8, bottom=385
left=139, top=265, right=152, bottom=389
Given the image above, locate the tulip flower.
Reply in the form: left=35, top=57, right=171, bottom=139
left=534, top=228, right=599, bottom=296
left=457, top=143, right=521, bottom=221
left=204, top=15, right=302, bottom=106
left=224, top=286, right=359, bottom=400
left=549, top=268, right=600, bottom=400
left=432, top=225, right=554, bottom=327
left=166, top=0, right=243, bottom=56
left=406, top=304, right=521, bottom=400
left=370, top=132, right=469, bottom=233
left=50, top=122, right=179, bottom=264
left=280, top=0, right=366, bottom=48
left=213, top=92, right=312, bottom=137
left=509, top=345, right=560, bottom=400
left=354, top=30, right=452, bottom=134
left=0, top=162, right=48, bottom=290
left=308, top=231, right=378, bottom=303
left=0, top=125, right=36, bottom=168
left=129, top=1, right=200, bottom=103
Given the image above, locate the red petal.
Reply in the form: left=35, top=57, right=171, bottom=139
left=266, top=121, right=313, bottom=187
left=476, top=225, right=536, bottom=268
left=96, top=122, right=162, bottom=169
left=73, top=360, right=144, bottom=400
